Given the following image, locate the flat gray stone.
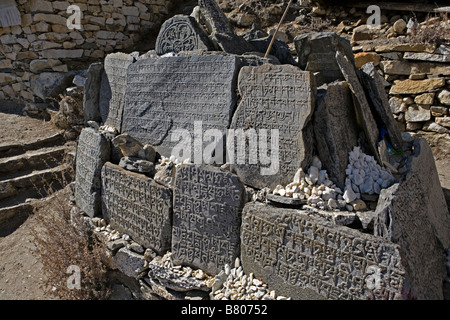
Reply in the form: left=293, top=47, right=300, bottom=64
left=360, top=62, right=404, bottom=152
left=155, top=15, right=214, bottom=55
left=121, top=55, right=239, bottom=161
left=314, top=81, right=359, bottom=189
left=229, top=64, right=316, bottom=190
left=172, top=164, right=246, bottom=275
left=75, top=128, right=110, bottom=217
left=103, top=52, right=135, bottom=131
left=101, top=162, right=173, bottom=254
left=266, top=194, right=305, bottom=206
left=112, top=247, right=147, bottom=278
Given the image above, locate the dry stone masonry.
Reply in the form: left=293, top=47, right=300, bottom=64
left=68, top=0, right=449, bottom=300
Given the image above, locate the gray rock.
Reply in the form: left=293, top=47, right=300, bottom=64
left=30, top=71, right=76, bottom=101
left=230, top=64, right=315, bottom=190
left=406, top=105, right=431, bottom=123
left=294, top=32, right=355, bottom=86
left=101, top=163, right=173, bottom=254
left=241, top=202, right=414, bottom=300
left=112, top=133, right=143, bottom=158
left=198, top=0, right=256, bottom=55
left=313, top=81, right=359, bottom=189
left=155, top=15, right=214, bottom=56
left=112, top=247, right=147, bottom=278
left=360, top=62, right=404, bottom=152
left=266, top=194, right=305, bottom=206
left=335, top=50, right=381, bottom=165
left=248, top=36, right=296, bottom=65
left=148, top=256, right=210, bottom=292
left=119, top=156, right=155, bottom=174
left=75, top=128, right=111, bottom=217
left=172, top=165, right=246, bottom=275
left=121, top=55, right=239, bottom=161
left=103, top=52, right=135, bottom=132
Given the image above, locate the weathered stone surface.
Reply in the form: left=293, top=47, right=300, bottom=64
left=380, top=60, right=450, bottom=76
left=389, top=78, right=446, bottom=95
left=294, top=32, right=354, bottom=86
left=404, top=52, right=450, bottom=63
left=29, top=71, right=74, bottom=100
left=172, top=164, right=246, bottom=275
left=436, top=117, right=450, bottom=128
left=83, top=62, right=104, bottom=126
left=198, top=0, right=255, bottom=55
left=374, top=141, right=448, bottom=300
left=155, top=15, right=214, bottom=55
left=313, top=81, right=359, bottom=189
left=75, top=128, right=110, bottom=217
left=414, top=93, right=435, bottom=105
left=335, top=50, right=381, bottom=164
left=229, top=64, right=316, bottom=190
left=101, top=162, right=173, bottom=254
left=118, top=157, right=155, bottom=174
left=148, top=256, right=210, bottom=292
left=241, top=202, right=415, bottom=300
left=374, top=43, right=435, bottom=53
left=112, top=133, right=143, bottom=157
left=248, top=36, right=296, bottom=65
left=360, top=62, right=403, bottom=152
left=113, top=247, right=147, bottom=278
left=103, top=52, right=135, bottom=131
left=438, top=90, right=450, bottom=106
left=122, top=55, right=239, bottom=160
left=405, top=105, right=431, bottom=123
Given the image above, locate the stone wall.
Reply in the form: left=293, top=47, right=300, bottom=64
left=0, top=0, right=179, bottom=104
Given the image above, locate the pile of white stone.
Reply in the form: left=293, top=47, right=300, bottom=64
left=211, top=258, right=290, bottom=300
left=272, top=146, right=396, bottom=212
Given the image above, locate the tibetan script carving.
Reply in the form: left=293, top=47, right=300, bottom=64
left=101, top=162, right=173, bottom=254
left=172, top=164, right=246, bottom=275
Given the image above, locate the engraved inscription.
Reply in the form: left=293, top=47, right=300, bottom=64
left=101, top=162, right=173, bottom=254
left=241, top=203, right=408, bottom=300
left=230, top=64, right=315, bottom=189
left=121, top=55, right=239, bottom=159
left=172, top=165, right=246, bottom=275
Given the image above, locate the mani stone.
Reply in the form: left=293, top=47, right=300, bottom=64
left=229, top=64, right=316, bottom=190
left=83, top=62, right=104, bottom=126
left=241, top=202, right=416, bottom=300
left=294, top=32, right=355, bottom=86
left=335, top=50, right=381, bottom=165
left=313, top=81, right=359, bottom=189
left=155, top=15, right=214, bottom=56
left=121, top=54, right=239, bottom=160
left=103, top=52, right=135, bottom=131
left=101, top=162, right=173, bottom=254
left=374, top=141, right=448, bottom=300
left=359, top=63, right=404, bottom=152
left=171, top=164, right=247, bottom=275
left=75, top=128, right=110, bottom=218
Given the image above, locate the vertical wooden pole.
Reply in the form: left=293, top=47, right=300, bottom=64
left=264, top=0, right=294, bottom=58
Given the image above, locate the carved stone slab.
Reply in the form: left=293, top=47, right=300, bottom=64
left=122, top=55, right=239, bottom=160
left=314, top=81, right=359, bottom=189
left=172, top=164, right=246, bottom=275
left=241, top=202, right=414, bottom=300
left=103, top=52, right=135, bottom=131
left=75, top=128, right=110, bottom=217
left=229, top=64, right=316, bottom=190
left=155, top=15, right=214, bottom=55
left=101, top=162, right=173, bottom=254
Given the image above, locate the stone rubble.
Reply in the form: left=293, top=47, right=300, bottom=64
left=211, top=258, right=290, bottom=300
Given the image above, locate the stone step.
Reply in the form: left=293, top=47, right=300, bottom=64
left=0, top=202, right=34, bottom=237
left=0, top=131, right=65, bottom=159
left=0, top=146, right=67, bottom=181
left=0, top=164, right=73, bottom=209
